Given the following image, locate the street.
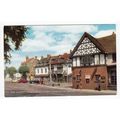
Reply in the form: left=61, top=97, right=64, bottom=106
left=5, top=82, right=116, bottom=97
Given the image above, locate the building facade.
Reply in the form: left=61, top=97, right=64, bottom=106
left=21, top=56, right=39, bottom=77
left=35, top=53, right=72, bottom=82
left=51, top=53, right=72, bottom=82
left=70, top=32, right=116, bottom=90
left=35, top=56, right=49, bottom=81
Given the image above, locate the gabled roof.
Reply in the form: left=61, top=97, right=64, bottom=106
left=70, top=32, right=116, bottom=58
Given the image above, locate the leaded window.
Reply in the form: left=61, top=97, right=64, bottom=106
left=80, top=55, right=94, bottom=66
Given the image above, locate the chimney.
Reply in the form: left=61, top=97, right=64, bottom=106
left=35, top=56, right=37, bottom=59
left=26, top=56, right=29, bottom=61
left=41, top=56, right=44, bottom=59
left=47, top=54, right=51, bottom=58
left=112, top=32, right=115, bottom=35
left=70, top=49, right=72, bottom=53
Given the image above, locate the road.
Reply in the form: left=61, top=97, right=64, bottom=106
left=5, top=82, right=116, bottom=97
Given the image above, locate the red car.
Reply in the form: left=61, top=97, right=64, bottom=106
left=18, top=78, right=28, bottom=83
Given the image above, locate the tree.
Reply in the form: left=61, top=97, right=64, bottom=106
left=4, top=26, right=28, bottom=63
left=18, top=65, right=29, bottom=78
left=7, top=67, right=17, bottom=79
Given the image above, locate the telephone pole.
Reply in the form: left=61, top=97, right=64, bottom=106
left=49, top=57, right=52, bottom=82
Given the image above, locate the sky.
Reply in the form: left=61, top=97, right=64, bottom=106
left=6, top=24, right=116, bottom=69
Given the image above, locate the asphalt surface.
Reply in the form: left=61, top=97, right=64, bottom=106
left=5, top=82, right=117, bottom=97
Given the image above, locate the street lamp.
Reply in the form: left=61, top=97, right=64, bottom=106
left=95, top=74, right=101, bottom=91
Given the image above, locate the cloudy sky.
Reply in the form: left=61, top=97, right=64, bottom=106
left=7, top=24, right=116, bottom=69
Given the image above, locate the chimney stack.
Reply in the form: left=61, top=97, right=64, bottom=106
left=26, top=56, right=29, bottom=61
left=112, top=32, right=115, bottom=35
left=47, top=54, right=51, bottom=58
left=41, top=56, right=44, bottom=59
left=70, top=49, right=72, bottom=53
left=35, top=56, right=37, bottom=59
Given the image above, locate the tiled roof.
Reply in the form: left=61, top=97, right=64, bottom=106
left=97, top=33, right=116, bottom=53
left=21, top=58, right=34, bottom=64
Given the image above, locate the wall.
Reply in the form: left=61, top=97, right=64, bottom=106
left=35, top=66, right=49, bottom=75
left=72, top=66, right=108, bottom=90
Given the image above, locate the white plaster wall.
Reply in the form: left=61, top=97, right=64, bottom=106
left=35, top=67, right=49, bottom=75
left=54, top=65, right=57, bottom=71
left=63, top=64, right=72, bottom=75
left=106, top=54, right=113, bottom=65
left=73, top=58, right=76, bottom=67
left=68, top=66, right=72, bottom=74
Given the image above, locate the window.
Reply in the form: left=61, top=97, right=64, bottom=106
left=41, top=68, right=43, bottom=73
left=95, top=55, right=99, bottom=65
left=86, top=79, right=90, bottom=83
left=100, top=54, right=105, bottom=64
left=77, top=75, right=81, bottom=81
left=45, top=68, right=47, bottom=73
left=37, top=69, right=39, bottom=73
left=73, top=77, right=76, bottom=80
left=80, top=55, right=94, bottom=66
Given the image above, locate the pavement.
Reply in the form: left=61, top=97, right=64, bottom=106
left=5, top=82, right=117, bottom=97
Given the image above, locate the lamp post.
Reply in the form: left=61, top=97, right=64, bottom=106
left=95, top=74, right=101, bottom=91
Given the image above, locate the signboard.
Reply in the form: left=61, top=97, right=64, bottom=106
left=85, top=75, right=91, bottom=79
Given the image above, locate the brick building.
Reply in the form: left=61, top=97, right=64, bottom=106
left=70, top=32, right=116, bottom=90
left=21, top=56, right=39, bottom=77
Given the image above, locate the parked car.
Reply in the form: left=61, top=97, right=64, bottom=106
left=29, top=78, right=40, bottom=84
left=12, top=79, right=18, bottom=83
left=18, top=78, right=28, bottom=83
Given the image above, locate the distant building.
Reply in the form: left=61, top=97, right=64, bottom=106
left=14, top=73, right=22, bottom=80
left=21, top=56, right=39, bottom=76
left=35, top=56, right=49, bottom=81
left=51, top=53, right=72, bottom=82
left=70, top=32, right=116, bottom=90
left=5, top=74, right=12, bottom=81
left=35, top=53, right=72, bottom=82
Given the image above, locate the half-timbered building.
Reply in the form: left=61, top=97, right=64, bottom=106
left=70, top=32, right=116, bottom=90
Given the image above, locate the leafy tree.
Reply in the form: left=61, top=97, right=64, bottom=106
left=4, top=26, right=28, bottom=63
left=18, top=65, right=29, bottom=78
left=7, top=67, right=17, bottom=78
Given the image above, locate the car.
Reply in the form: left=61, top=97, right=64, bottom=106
left=29, top=78, right=40, bottom=84
left=18, top=78, right=28, bottom=83
left=11, top=79, right=18, bottom=83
